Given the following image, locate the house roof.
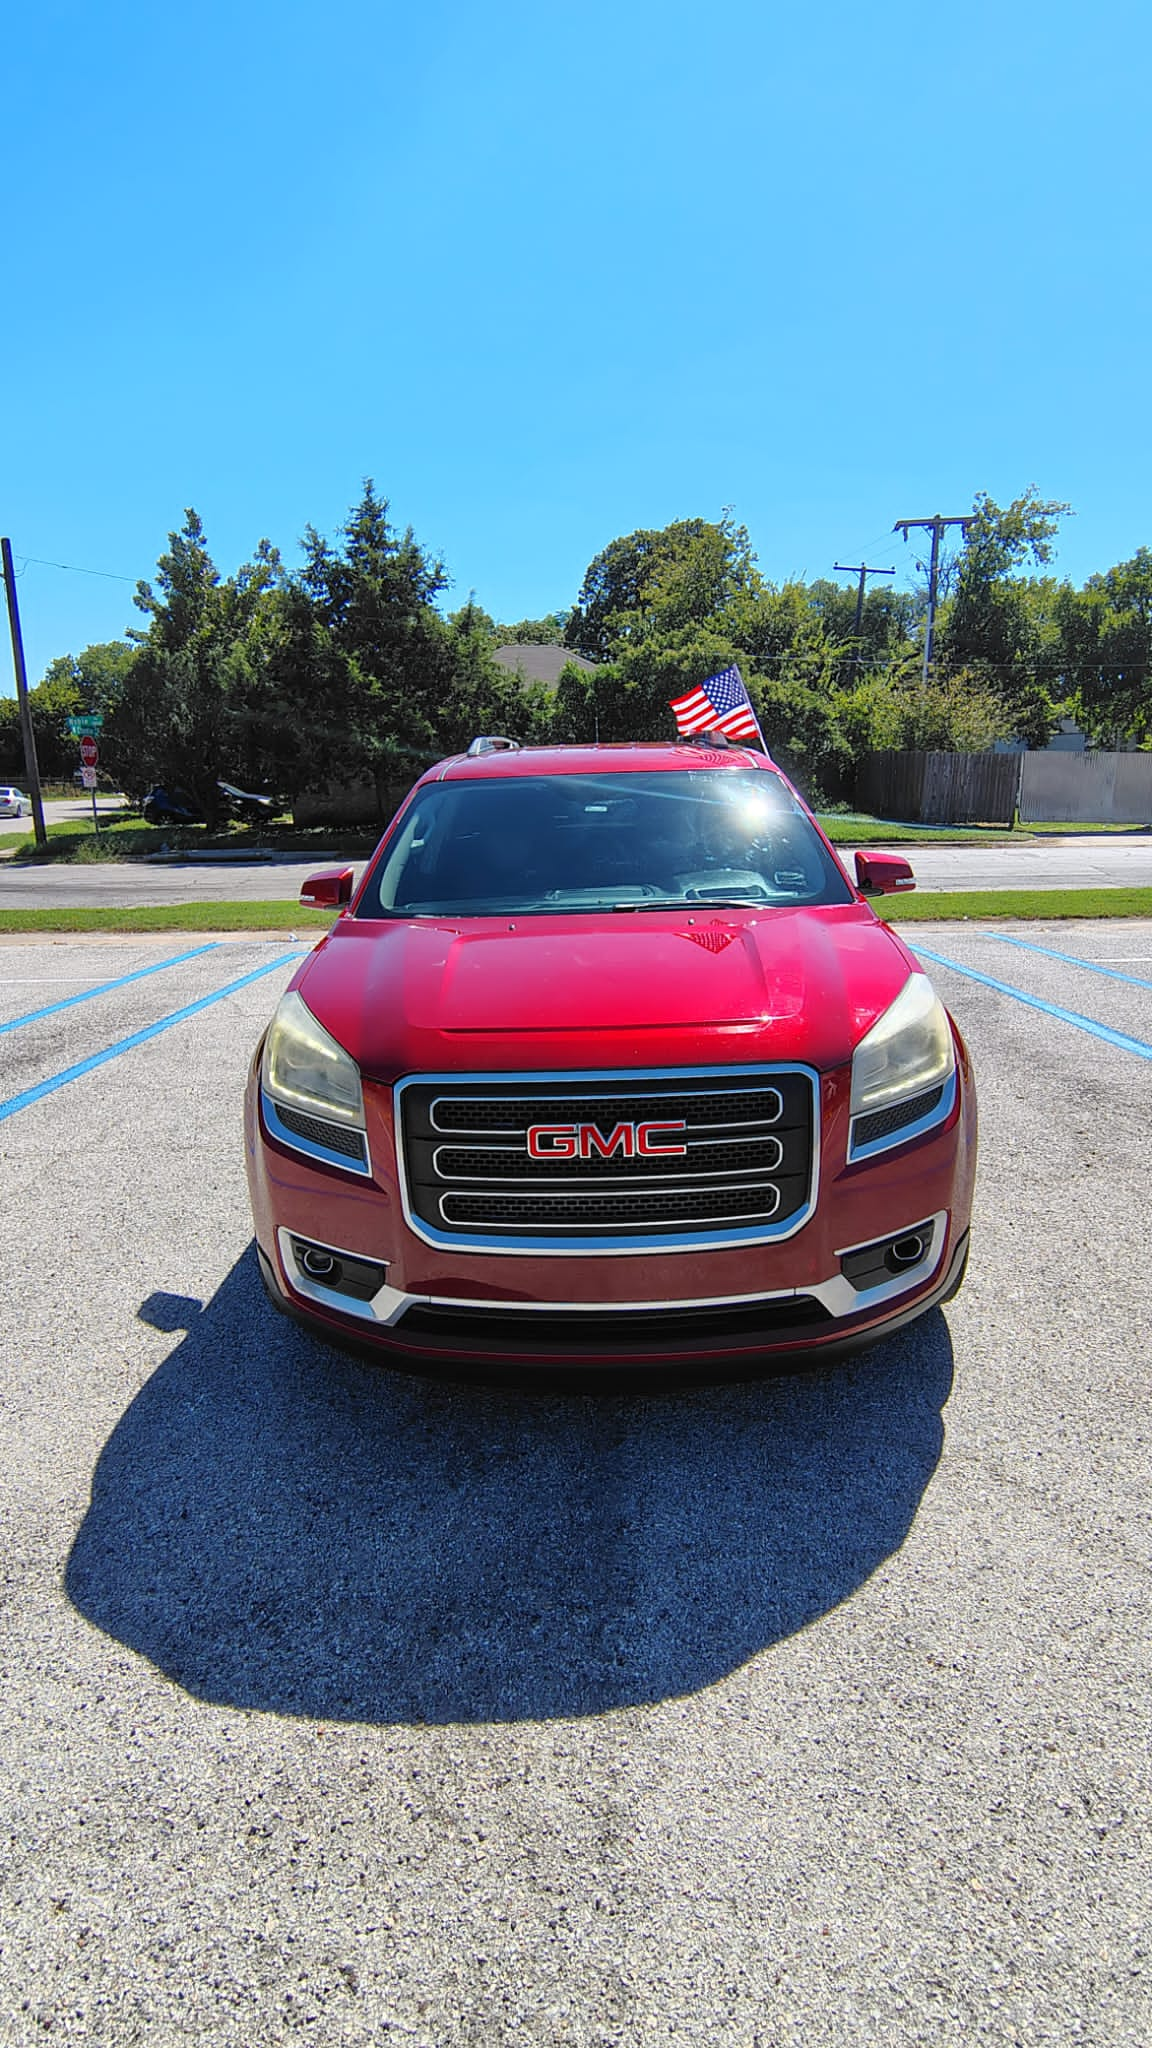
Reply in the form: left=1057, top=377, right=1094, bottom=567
left=493, top=643, right=597, bottom=687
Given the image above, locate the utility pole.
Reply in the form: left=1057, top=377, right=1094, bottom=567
left=893, top=513, right=973, bottom=688
left=1, top=539, right=48, bottom=851
left=833, top=561, right=895, bottom=642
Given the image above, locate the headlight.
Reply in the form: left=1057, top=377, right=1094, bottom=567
left=261, top=990, right=364, bottom=1128
left=850, top=973, right=954, bottom=1117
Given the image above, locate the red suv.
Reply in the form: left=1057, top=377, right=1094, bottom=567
left=245, top=739, right=975, bottom=1370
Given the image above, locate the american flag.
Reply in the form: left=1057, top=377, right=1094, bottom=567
left=669, top=665, right=763, bottom=745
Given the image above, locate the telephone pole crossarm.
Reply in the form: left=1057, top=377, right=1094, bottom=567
left=892, top=513, right=973, bottom=686
left=833, top=562, right=895, bottom=643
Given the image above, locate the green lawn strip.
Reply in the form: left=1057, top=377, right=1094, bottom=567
left=0, top=817, right=161, bottom=856
left=1, top=820, right=379, bottom=862
left=817, top=816, right=1021, bottom=845
left=2, top=887, right=1151, bottom=935
left=0, top=903, right=336, bottom=933
left=881, top=887, right=1152, bottom=921
left=1019, top=820, right=1150, bottom=836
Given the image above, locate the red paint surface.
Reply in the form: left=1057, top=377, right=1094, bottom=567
left=246, top=743, right=976, bottom=1365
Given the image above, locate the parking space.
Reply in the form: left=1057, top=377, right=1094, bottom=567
left=0, top=926, right=1149, bottom=2045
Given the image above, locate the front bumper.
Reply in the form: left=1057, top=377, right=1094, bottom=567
left=246, top=1042, right=976, bottom=1372
left=256, top=1223, right=969, bottom=1370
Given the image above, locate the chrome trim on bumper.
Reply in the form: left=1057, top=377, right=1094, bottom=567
left=275, top=1211, right=949, bottom=1333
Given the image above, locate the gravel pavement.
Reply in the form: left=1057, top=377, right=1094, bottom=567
left=0, top=924, right=1148, bottom=2045
left=0, top=836, right=1150, bottom=907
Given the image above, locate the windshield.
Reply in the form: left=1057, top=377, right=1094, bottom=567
left=356, top=769, right=853, bottom=919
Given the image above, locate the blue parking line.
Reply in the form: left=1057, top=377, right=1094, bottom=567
left=0, top=953, right=306, bottom=1124
left=912, top=945, right=1152, bottom=1061
left=989, top=932, right=1152, bottom=992
left=0, top=943, right=221, bottom=1035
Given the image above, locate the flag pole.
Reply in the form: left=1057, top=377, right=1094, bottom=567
left=732, top=665, right=769, bottom=753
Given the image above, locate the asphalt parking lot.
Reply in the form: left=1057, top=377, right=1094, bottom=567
left=0, top=924, right=1149, bottom=2045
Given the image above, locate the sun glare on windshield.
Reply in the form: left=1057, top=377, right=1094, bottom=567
left=358, top=771, right=852, bottom=919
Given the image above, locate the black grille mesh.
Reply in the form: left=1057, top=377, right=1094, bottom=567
left=432, top=1087, right=783, bottom=1132
left=442, top=1185, right=804, bottom=1228
left=273, top=1103, right=368, bottom=1163
left=434, top=1133, right=790, bottom=1181
left=852, top=1083, right=945, bottom=1149
left=403, top=1071, right=814, bottom=1241
left=397, top=1295, right=832, bottom=1353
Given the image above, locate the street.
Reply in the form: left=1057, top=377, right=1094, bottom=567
left=1, top=835, right=1150, bottom=909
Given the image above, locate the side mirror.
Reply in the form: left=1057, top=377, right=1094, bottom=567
left=855, top=850, right=915, bottom=896
left=299, top=865, right=355, bottom=909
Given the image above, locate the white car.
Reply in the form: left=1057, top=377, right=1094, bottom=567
left=0, top=786, right=29, bottom=818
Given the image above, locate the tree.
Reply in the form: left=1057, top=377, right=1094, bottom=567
left=0, top=641, right=139, bottom=782
left=807, top=579, right=921, bottom=671
left=938, top=489, right=1071, bottom=745
left=0, top=697, right=23, bottom=780
left=255, top=485, right=551, bottom=817
left=564, top=518, right=757, bottom=661
left=494, top=611, right=571, bottom=644
left=835, top=661, right=1014, bottom=755
left=39, top=640, right=137, bottom=713
left=106, top=511, right=282, bottom=824
left=1057, top=548, right=1152, bottom=745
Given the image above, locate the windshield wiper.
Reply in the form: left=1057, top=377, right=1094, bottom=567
left=611, top=897, right=767, bottom=912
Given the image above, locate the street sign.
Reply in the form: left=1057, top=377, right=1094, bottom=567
left=80, top=737, right=99, bottom=767
left=66, top=714, right=103, bottom=737
left=80, top=767, right=98, bottom=789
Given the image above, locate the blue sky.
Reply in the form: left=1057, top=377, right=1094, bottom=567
left=3, top=0, right=1150, bottom=685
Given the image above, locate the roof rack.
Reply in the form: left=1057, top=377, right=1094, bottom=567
left=465, top=735, right=523, bottom=757
left=684, top=730, right=774, bottom=763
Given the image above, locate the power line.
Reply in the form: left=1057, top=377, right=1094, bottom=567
left=15, top=554, right=137, bottom=584
left=841, top=524, right=908, bottom=563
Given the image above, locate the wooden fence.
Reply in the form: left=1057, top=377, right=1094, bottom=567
left=855, top=750, right=1021, bottom=825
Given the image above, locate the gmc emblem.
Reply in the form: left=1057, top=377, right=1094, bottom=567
left=526, top=1119, right=688, bottom=1160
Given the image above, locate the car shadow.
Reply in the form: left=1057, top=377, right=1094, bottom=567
left=66, top=1246, right=954, bottom=1725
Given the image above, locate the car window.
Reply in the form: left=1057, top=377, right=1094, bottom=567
left=356, top=771, right=852, bottom=917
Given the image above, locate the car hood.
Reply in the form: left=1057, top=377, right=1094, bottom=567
left=292, top=905, right=918, bottom=1079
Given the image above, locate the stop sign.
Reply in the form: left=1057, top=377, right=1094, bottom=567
left=80, top=737, right=98, bottom=767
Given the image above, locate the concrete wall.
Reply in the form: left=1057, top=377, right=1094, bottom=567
left=1018, top=751, right=1152, bottom=824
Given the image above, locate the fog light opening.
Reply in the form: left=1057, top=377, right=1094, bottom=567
left=887, top=1232, right=926, bottom=1272
left=299, top=1244, right=340, bottom=1282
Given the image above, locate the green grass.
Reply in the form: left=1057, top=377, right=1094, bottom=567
left=0, top=816, right=160, bottom=856
left=0, top=818, right=380, bottom=862
left=816, top=814, right=1021, bottom=845
left=880, top=887, right=1152, bottom=921
left=1017, top=820, right=1150, bottom=835
left=0, top=903, right=336, bottom=933
left=2, top=888, right=1151, bottom=935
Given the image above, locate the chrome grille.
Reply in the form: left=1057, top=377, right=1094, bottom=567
left=431, top=1129, right=792, bottom=1181
left=397, top=1069, right=817, bottom=1250
left=431, top=1087, right=784, bottom=1133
